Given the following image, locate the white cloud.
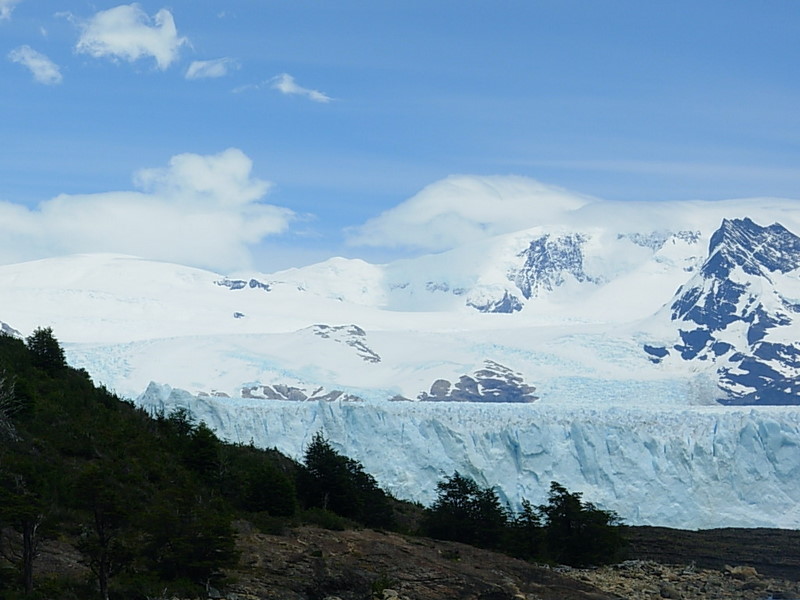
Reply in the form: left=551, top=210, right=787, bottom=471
left=185, top=58, right=237, bottom=80
left=0, top=0, right=21, bottom=20
left=76, top=3, right=188, bottom=70
left=0, top=149, right=294, bottom=272
left=8, top=45, right=63, bottom=85
left=346, top=175, right=595, bottom=252
left=271, top=73, right=331, bottom=103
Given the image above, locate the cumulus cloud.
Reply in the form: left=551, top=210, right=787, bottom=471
left=75, top=3, right=188, bottom=70
left=346, top=175, right=595, bottom=252
left=185, top=57, right=237, bottom=80
left=8, top=45, right=62, bottom=84
left=271, top=73, right=331, bottom=103
left=0, top=149, right=294, bottom=272
left=0, top=0, right=20, bottom=20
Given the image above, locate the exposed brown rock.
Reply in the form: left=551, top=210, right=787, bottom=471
left=22, top=523, right=800, bottom=600
left=224, top=525, right=800, bottom=600
left=226, top=524, right=617, bottom=600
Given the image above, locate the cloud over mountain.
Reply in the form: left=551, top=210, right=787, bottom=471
left=0, top=149, right=293, bottom=271
left=347, top=175, right=595, bottom=252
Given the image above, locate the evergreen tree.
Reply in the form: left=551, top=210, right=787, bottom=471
left=143, top=484, right=238, bottom=584
left=506, top=498, right=544, bottom=560
left=0, top=455, right=51, bottom=595
left=221, top=444, right=297, bottom=516
left=423, top=472, right=507, bottom=548
left=299, top=432, right=393, bottom=528
left=539, top=481, right=625, bottom=567
left=73, top=460, right=139, bottom=600
left=25, top=327, right=66, bottom=373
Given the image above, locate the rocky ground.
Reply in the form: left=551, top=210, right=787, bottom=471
left=565, top=560, right=800, bottom=600
left=626, top=526, right=800, bottom=581
left=31, top=523, right=800, bottom=600
left=219, top=523, right=800, bottom=600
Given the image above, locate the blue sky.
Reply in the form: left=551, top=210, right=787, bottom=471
left=2, top=1, right=799, bottom=272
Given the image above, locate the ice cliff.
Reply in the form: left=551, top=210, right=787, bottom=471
left=139, top=383, right=800, bottom=530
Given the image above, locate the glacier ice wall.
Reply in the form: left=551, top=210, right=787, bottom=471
left=138, top=384, right=800, bottom=530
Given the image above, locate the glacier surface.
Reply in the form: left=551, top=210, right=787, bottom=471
left=139, top=383, right=800, bottom=530
left=4, top=208, right=800, bottom=531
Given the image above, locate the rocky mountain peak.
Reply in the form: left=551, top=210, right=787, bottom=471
left=510, top=232, right=599, bottom=299
left=705, top=217, right=800, bottom=281
left=651, top=218, right=800, bottom=404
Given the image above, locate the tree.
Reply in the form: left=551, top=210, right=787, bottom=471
left=143, top=484, right=237, bottom=585
left=221, top=445, right=297, bottom=516
left=423, top=472, right=507, bottom=548
left=25, top=327, right=66, bottom=373
left=538, top=481, right=625, bottom=567
left=507, top=498, right=544, bottom=560
left=0, top=370, right=22, bottom=440
left=73, top=461, right=139, bottom=600
left=0, top=458, right=50, bottom=595
left=183, top=421, right=221, bottom=480
left=299, top=432, right=393, bottom=528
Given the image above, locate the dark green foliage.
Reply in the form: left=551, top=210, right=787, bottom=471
left=25, top=327, right=66, bottom=373
left=422, top=471, right=507, bottom=549
left=0, top=335, right=246, bottom=596
left=506, top=498, right=544, bottom=560
left=539, top=481, right=626, bottom=567
left=183, top=421, right=222, bottom=478
left=301, top=507, right=349, bottom=531
left=424, top=473, right=626, bottom=567
left=298, top=432, right=394, bottom=528
left=142, top=486, right=237, bottom=584
left=0, top=326, right=625, bottom=598
left=0, top=452, right=52, bottom=594
left=73, top=460, right=140, bottom=600
left=219, top=443, right=298, bottom=516
left=0, top=331, right=403, bottom=598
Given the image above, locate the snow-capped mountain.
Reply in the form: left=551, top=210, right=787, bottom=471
left=645, top=217, right=800, bottom=405
left=2, top=202, right=800, bottom=528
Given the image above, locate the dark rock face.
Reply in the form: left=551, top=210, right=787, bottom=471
left=215, top=277, right=271, bottom=291
left=241, top=384, right=362, bottom=402
left=467, top=290, right=523, bottom=314
left=512, top=233, right=599, bottom=299
left=0, top=320, right=22, bottom=338
left=418, top=360, right=538, bottom=403
left=312, top=324, right=381, bottom=364
left=618, top=229, right=701, bottom=251
left=657, top=218, right=800, bottom=405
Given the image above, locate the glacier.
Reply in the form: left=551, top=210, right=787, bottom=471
left=139, top=383, right=800, bottom=530
left=4, top=206, right=800, bottom=531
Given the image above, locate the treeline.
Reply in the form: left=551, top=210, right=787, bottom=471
left=0, top=328, right=624, bottom=600
left=423, top=472, right=626, bottom=567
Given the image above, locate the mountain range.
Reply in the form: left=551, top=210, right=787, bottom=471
left=1, top=199, right=800, bottom=528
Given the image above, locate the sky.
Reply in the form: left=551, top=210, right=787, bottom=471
left=1, top=1, right=799, bottom=273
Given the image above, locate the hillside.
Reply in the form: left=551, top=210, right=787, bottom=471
left=0, top=330, right=625, bottom=598
left=30, top=523, right=800, bottom=600
left=3, top=329, right=800, bottom=600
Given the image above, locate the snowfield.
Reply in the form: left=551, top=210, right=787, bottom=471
left=2, top=200, right=800, bottom=528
